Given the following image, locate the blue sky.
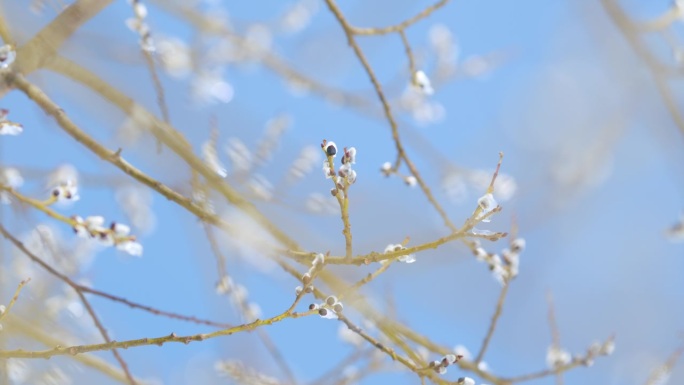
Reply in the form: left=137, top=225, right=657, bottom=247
left=1, top=0, right=683, bottom=384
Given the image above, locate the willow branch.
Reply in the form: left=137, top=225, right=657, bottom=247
left=15, top=0, right=113, bottom=73
left=324, top=0, right=457, bottom=233
left=40, top=56, right=300, bottom=250
left=350, top=0, right=451, bottom=36
left=0, top=297, right=314, bottom=359
left=5, top=315, right=145, bottom=384
left=601, top=0, right=684, bottom=138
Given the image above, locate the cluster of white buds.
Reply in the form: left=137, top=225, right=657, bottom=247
left=378, top=161, right=418, bottom=187
left=309, top=295, right=344, bottom=320
left=384, top=243, right=416, bottom=264
left=125, top=0, right=154, bottom=52
left=583, top=338, right=615, bottom=367
left=473, top=237, right=524, bottom=285
left=0, top=108, right=23, bottom=136
left=47, top=164, right=80, bottom=203
left=51, top=180, right=79, bottom=202
left=546, top=346, right=571, bottom=369
left=296, top=253, right=325, bottom=296
left=456, top=377, right=476, bottom=385
left=321, top=140, right=358, bottom=193
left=547, top=337, right=615, bottom=370
left=72, top=216, right=143, bottom=256
left=428, top=353, right=462, bottom=374
left=0, top=44, right=16, bottom=69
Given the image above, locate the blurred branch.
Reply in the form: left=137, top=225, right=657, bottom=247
left=546, top=291, right=564, bottom=385
left=0, top=217, right=231, bottom=328
left=474, top=281, right=510, bottom=364
left=351, top=0, right=451, bottom=36
left=151, top=1, right=374, bottom=113
left=4, top=70, right=242, bottom=237
left=324, top=0, right=458, bottom=233
left=15, top=0, right=113, bottom=73
left=0, top=7, right=12, bottom=44
left=323, top=151, right=354, bottom=259
left=644, top=344, right=684, bottom=385
left=73, top=286, right=137, bottom=385
left=399, top=30, right=416, bottom=75
left=5, top=314, right=146, bottom=384
left=601, top=0, right=684, bottom=138
left=0, top=224, right=137, bottom=383
left=39, top=56, right=300, bottom=251
left=0, top=294, right=315, bottom=359
left=0, top=278, right=30, bottom=323
left=287, top=206, right=501, bottom=266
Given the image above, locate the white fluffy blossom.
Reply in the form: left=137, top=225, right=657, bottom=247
left=404, top=175, right=417, bottom=187
left=0, top=108, right=22, bottom=135
left=156, top=37, right=192, bottom=78
left=384, top=243, right=416, bottom=263
left=413, top=70, right=434, bottom=95
left=0, top=44, right=16, bottom=69
left=48, top=165, right=80, bottom=203
left=546, top=346, right=572, bottom=369
left=0, top=120, right=22, bottom=135
left=477, top=193, right=497, bottom=222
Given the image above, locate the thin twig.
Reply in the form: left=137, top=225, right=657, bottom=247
left=141, top=51, right=170, bottom=153
left=644, top=344, right=684, bottom=385
left=74, top=289, right=138, bottom=385
left=399, top=30, right=416, bottom=76
left=203, top=220, right=298, bottom=384
left=350, top=0, right=451, bottom=36
left=0, top=278, right=30, bottom=323
left=5, top=314, right=144, bottom=384
left=324, top=0, right=458, bottom=233
left=546, top=291, right=564, bottom=385
left=325, top=153, right=353, bottom=259
left=339, top=261, right=393, bottom=301
left=601, top=0, right=684, bottom=138
left=286, top=205, right=502, bottom=266
left=0, top=222, right=232, bottom=328
left=474, top=281, right=510, bottom=364
left=0, top=295, right=314, bottom=359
